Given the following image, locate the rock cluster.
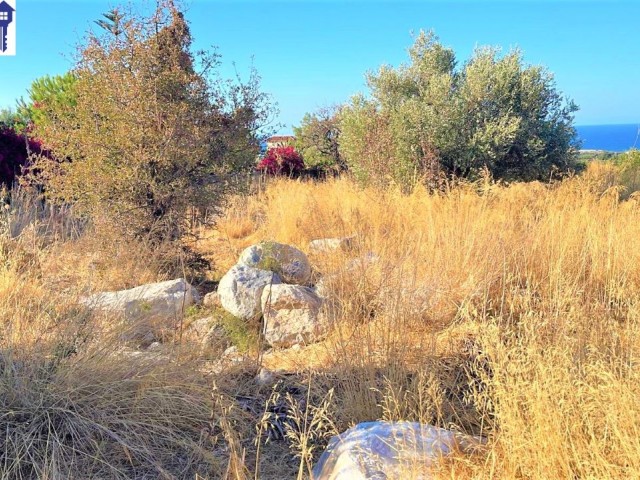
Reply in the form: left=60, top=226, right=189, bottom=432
left=82, top=238, right=357, bottom=350
left=217, top=241, right=327, bottom=348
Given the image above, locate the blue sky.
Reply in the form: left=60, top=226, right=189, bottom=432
left=2, top=1, right=639, bottom=134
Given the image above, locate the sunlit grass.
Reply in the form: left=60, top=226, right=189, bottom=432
left=1, top=161, right=639, bottom=478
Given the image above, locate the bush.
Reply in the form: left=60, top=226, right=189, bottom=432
left=31, top=3, right=273, bottom=242
left=339, top=31, right=579, bottom=188
left=257, top=145, right=305, bottom=176
left=0, top=126, right=45, bottom=188
left=294, top=106, right=345, bottom=171
left=613, top=149, right=640, bottom=197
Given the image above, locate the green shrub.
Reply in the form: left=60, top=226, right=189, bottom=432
left=614, top=149, right=640, bottom=197
left=294, top=106, right=345, bottom=171
left=216, top=309, right=260, bottom=353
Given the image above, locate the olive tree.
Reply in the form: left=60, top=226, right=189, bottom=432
left=340, top=31, right=579, bottom=188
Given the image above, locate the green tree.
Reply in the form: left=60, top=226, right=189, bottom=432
left=0, top=107, right=24, bottom=128
left=17, top=73, right=77, bottom=131
left=340, top=31, right=579, bottom=188
left=293, top=106, right=346, bottom=170
left=31, top=1, right=273, bottom=241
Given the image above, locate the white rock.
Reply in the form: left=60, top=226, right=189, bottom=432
left=313, top=421, right=480, bottom=480
left=314, top=275, right=336, bottom=301
left=218, top=265, right=281, bottom=320
left=308, top=236, right=355, bottom=254
left=261, top=284, right=326, bottom=348
left=81, top=278, right=199, bottom=323
left=187, top=316, right=215, bottom=337
left=239, top=242, right=311, bottom=285
left=223, top=345, right=238, bottom=357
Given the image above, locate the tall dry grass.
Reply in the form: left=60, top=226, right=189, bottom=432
left=0, top=188, right=223, bottom=479
left=209, top=162, right=640, bottom=478
left=2, top=161, right=640, bottom=478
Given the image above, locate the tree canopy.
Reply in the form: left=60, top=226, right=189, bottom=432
left=31, top=2, right=274, bottom=240
left=293, top=106, right=345, bottom=171
left=339, top=31, right=580, bottom=188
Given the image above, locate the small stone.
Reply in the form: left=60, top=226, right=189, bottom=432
left=255, top=368, right=276, bottom=386
left=188, top=316, right=214, bottom=337
left=224, top=345, right=238, bottom=357
left=203, top=291, right=222, bottom=308
left=308, top=236, right=355, bottom=254
left=202, top=324, right=227, bottom=348
left=135, top=331, right=157, bottom=349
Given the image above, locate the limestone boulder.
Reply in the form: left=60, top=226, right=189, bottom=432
left=81, top=278, right=199, bottom=323
left=239, top=242, right=311, bottom=285
left=218, top=265, right=281, bottom=320
left=261, top=284, right=326, bottom=348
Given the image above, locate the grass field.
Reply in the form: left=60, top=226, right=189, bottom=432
left=1, top=161, right=639, bottom=478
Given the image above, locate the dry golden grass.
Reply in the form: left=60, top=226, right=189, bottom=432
left=200, top=163, right=640, bottom=478
left=1, top=161, right=639, bottom=479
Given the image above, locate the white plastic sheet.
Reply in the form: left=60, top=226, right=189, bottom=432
left=312, top=421, right=462, bottom=480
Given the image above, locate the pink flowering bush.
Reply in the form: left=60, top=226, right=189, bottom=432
left=257, top=146, right=304, bottom=176
left=0, top=126, right=46, bottom=188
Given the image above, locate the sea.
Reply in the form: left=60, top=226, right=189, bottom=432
left=575, top=124, right=640, bottom=152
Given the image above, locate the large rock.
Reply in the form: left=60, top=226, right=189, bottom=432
left=239, top=242, right=311, bottom=285
left=313, top=421, right=479, bottom=480
left=81, top=278, right=199, bottom=322
left=261, top=284, right=326, bottom=348
left=218, top=265, right=281, bottom=320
